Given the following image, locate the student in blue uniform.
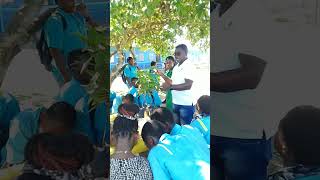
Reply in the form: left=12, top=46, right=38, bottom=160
left=190, top=95, right=210, bottom=145
left=1, top=102, right=76, bottom=166
left=55, top=50, right=94, bottom=142
left=142, top=120, right=210, bottom=180
left=44, top=0, right=90, bottom=87
left=0, top=93, right=20, bottom=163
left=122, top=94, right=134, bottom=105
left=124, top=57, right=138, bottom=86
left=150, top=107, right=209, bottom=151
left=93, top=101, right=108, bottom=146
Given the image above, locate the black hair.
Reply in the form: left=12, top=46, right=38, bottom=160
left=112, top=116, right=138, bottom=139
left=46, top=102, right=76, bottom=130
left=176, top=44, right=188, bottom=54
left=17, top=174, right=53, bottom=180
left=150, top=107, right=175, bottom=127
left=166, top=56, right=174, bottom=61
left=279, top=105, right=320, bottom=166
left=151, top=61, right=156, bottom=66
left=25, top=133, right=94, bottom=169
left=55, top=0, right=59, bottom=5
left=127, top=57, right=133, bottom=63
left=131, top=77, right=138, bottom=82
left=141, top=120, right=166, bottom=145
left=122, top=94, right=134, bottom=104
left=118, top=103, right=140, bottom=116
left=197, top=95, right=210, bottom=115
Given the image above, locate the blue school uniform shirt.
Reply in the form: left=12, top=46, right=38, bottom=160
left=137, top=90, right=161, bottom=108
left=44, top=8, right=87, bottom=86
left=128, top=87, right=140, bottom=105
left=171, top=124, right=209, bottom=152
left=55, top=79, right=94, bottom=142
left=93, top=101, right=109, bottom=146
left=190, top=115, right=210, bottom=145
left=124, top=65, right=138, bottom=83
left=111, top=95, right=122, bottom=114
left=148, top=133, right=210, bottom=180
left=2, top=108, right=44, bottom=165
left=0, top=93, right=20, bottom=136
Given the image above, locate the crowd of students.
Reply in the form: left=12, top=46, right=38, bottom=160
left=110, top=44, right=210, bottom=180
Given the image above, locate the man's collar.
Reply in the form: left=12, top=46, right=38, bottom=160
left=170, top=124, right=181, bottom=135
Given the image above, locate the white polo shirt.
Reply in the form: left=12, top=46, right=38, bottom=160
left=211, top=0, right=278, bottom=139
left=171, top=59, right=195, bottom=106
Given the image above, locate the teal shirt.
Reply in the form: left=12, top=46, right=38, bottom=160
left=0, top=93, right=20, bottom=135
left=190, top=116, right=210, bottom=145
left=124, top=65, right=138, bottom=83
left=93, top=101, right=108, bottom=146
left=148, top=133, right=210, bottom=180
left=55, top=80, right=94, bottom=142
left=44, top=8, right=87, bottom=57
left=3, top=108, right=44, bottom=164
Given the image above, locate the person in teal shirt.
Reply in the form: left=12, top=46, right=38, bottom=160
left=44, top=0, right=89, bottom=87
left=190, top=95, right=210, bottom=145
left=93, top=101, right=108, bottom=146
left=142, top=120, right=210, bottom=180
left=150, top=107, right=209, bottom=150
left=1, top=102, right=76, bottom=166
left=124, top=57, right=138, bottom=85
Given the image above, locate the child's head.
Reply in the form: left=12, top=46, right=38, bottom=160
left=164, top=56, right=174, bottom=71
left=68, top=50, right=94, bottom=85
left=141, top=120, right=166, bottom=149
left=122, top=94, right=134, bottom=105
left=150, top=107, right=175, bottom=134
left=25, top=133, right=94, bottom=171
left=127, top=57, right=135, bottom=65
left=150, top=61, right=156, bottom=67
left=275, top=105, right=320, bottom=166
left=196, top=95, right=210, bottom=115
left=39, top=102, right=76, bottom=134
left=118, top=103, right=140, bottom=117
left=130, top=77, right=139, bottom=88
left=111, top=116, right=139, bottom=148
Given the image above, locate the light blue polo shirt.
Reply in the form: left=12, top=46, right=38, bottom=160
left=55, top=79, right=88, bottom=107
left=2, top=108, right=44, bottom=165
left=128, top=86, right=139, bottom=105
left=0, top=93, right=20, bottom=136
left=123, top=65, right=138, bottom=83
left=171, top=124, right=209, bottom=151
left=148, top=133, right=210, bottom=180
left=44, top=8, right=87, bottom=86
left=111, top=95, right=122, bottom=114
left=190, top=116, right=210, bottom=145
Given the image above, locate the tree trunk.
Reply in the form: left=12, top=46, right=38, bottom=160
left=0, top=0, right=45, bottom=86
left=110, top=47, right=125, bottom=84
left=129, top=46, right=136, bottom=60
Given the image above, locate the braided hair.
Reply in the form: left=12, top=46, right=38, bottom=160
left=112, top=116, right=138, bottom=140
left=25, top=133, right=94, bottom=171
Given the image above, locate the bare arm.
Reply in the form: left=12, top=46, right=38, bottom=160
left=49, top=48, right=72, bottom=83
left=211, top=53, right=267, bottom=92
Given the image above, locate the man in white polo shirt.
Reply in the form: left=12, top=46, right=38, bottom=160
left=158, top=44, right=195, bottom=125
left=211, top=0, right=276, bottom=179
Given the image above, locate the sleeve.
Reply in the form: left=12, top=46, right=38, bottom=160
left=44, top=16, right=64, bottom=50
left=5, top=114, right=32, bottom=164
left=123, top=66, right=130, bottom=77
left=147, top=151, right=171, bottom=180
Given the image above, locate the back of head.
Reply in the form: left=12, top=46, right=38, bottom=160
left=151, top=61, right=156, bottom=67
left=118, top=103, right=140, bottom=117
left=122, top=94, right=135, bottom=104
left=150, top=107, right=175, bottom=130
left=279, top=105, right=320, bottom=166
left=25, top=133, right=94, bottom=171
left=197, top=95, right=210, bottom=115
left=141, top=120, right=166, bottom=148
left=112, top=116, right=138, bottom=139
left=46, top=102, right=76, bottom=131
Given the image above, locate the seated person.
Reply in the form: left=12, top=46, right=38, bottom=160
left=190, top=95, right=210, bottom=145
left=110, top=115, right=153, bottom=180
left=17, top=133, right=94, bottom=180
left=269, top=106, right=320, bottom=180
left=56, top=50, right=94, bottom=142
left=92, top=101, right=108, bottom=146
left=122, top=94, right=135, bottom=105
left=1, top=102, right=76, bottom=166
left=110, top=91, right=116, bottom=105
left=150, top=107, right=209, bottom=151
left=142, top=120, right=210, bottom=180
left=110, top=104, right=148, bottom=155
left=0, top=93, right=20, bottom=150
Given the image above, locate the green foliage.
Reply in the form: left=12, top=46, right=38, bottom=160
left=77, top=26, right=109, bottom=106
left=110, top=0, right=210, bottom=56
left=136, top=69, right=160, bottom=96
